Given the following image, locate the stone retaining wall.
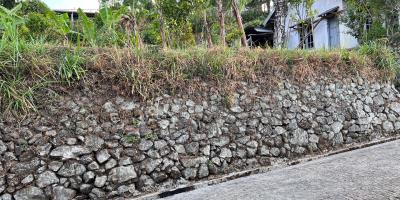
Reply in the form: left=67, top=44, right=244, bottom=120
left=1, top=77, right=400, bottom=200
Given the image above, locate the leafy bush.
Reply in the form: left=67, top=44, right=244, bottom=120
left=24, top=12, right=51, bottom=38
left=358, top=41, right=400, bottom=79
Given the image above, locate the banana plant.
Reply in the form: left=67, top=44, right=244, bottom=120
left=98, top=6, right=127, bottom=45
left=78, top=8, right=97, bottom=47
left=46, top=11, right=74, bottom=45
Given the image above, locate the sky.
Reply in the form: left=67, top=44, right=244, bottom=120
left=42, top=0, right=100, bottom=11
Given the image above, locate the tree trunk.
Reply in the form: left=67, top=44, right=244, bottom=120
left=203, top=11, right=214, bottom=48
left=216, top=0, right=226, bottom=46
left=158, top=8, right=167, bottom=49
left=231, top=0, right=248, bottom=47
left=132, top=15, right=144, bottom=49
left=273, top=0, right=288, bottom=48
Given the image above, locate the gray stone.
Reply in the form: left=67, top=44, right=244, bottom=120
left=333, top=133, right=344, bottom=146
left=66, top=138, right=77, bottom=145
left=198, top=164, right=209, bottom=178
left=103, top=102, right=116, bottom=113
left=290, top=129, right=309, bottom=146
left=260, top=146, right=270, bottom=156
left=21, top=175, right=34, bottom=184
left=143, top=159, right=162, bottom=173
left=109, top=165, right=137, bottom=183
left=53, top=186, right=76, bottom=200
left=85, top=135, right=104, bottom=152
left=94, top=176, right=107, bottom=188
left=230, top=106, right=243, bottom=113
left=58, top=162, right=86, bottom=177
left=373, top=95, right=385, bottom=106
left=181, top=157, right=207, bottom=168
left=220, top=148, right=232, bottom=158
left=390, top=102, right=400, bottom=115
left=383, top=121, right=394, bottom=131
left=0, top=141, right=6, bottom=154
left=174, top=145, right=186, bottom=154
left=1, top=194, right=12, bottom=200
left=83, top=171, right=95, bottom=183
left=211, top=136, right=230, bottom=147
left=48, top=161, right=63, bottom=172
left=246, top=141, right=258, bottom=148
left=154, top=140, right=168, bottom=150
left=90, top=188, right=106, bottom=198
left=151, top=172, right=168, bottom=183
left=139, top=140, right=153, bottom=151
left=50, top=146, right=90, bottom=160
left=88, top=162, right=100, bottom=170
left=185, top=142, right=200, bottom=155
left=96, top=149, right=111, bottom=164
left=105, top=158, right=117, bottom=170
left=36, top=171, right=59, bottom=188
left=159, top=120, right=170, bottom=129
left=331, top=122, right=343, bottom=133
left=274, top=126, right=286, bottom=135
left=348, top=124, right=361, bottom=133
left=202, top=145, right=211, bottom=156
left=270, top=147, right=280, bottom=157
left=14, top=186, right=46, bottom=200
left=183, top=168, right=197, bottom=179
left=309, top=134, right=319, bottom=143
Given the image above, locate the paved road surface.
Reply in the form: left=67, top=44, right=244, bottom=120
left=164, top=140, right=400, bottom=200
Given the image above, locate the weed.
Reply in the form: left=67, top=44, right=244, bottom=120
left=0, top=75, right=45, bottom=113
left=144, top=133, right=157, bottom=141
left=132, top=118, right=141, bottom=128
left=58, top=49, right=86, bottom=84
left=124, top=134, right=140, bottom=144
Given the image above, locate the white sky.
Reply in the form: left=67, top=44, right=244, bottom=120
left=42, top=0, right=100, bottom=11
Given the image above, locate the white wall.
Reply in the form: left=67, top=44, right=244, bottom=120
left=285, top=0, right=359, bottom=49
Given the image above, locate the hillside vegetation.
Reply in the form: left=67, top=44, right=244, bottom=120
left=0, top=3, right=399, bottom=114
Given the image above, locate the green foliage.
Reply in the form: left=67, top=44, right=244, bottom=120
left=343, top=0, right=400, bottom=44
left=78, top=9, right=97, bottom=46
left=24, top=12, right=51, bottom=38
left=58, top=50, right=86, bottom=83
left=0, top=0, right=15, bottom=9
left=358, top=41, right=400, bottom=79
left=20, top=0, right=50, bottom=15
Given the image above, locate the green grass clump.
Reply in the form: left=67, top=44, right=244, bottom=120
left=58, top=50, right=86, bottom=84
left=358, top=41, right=400, bottom=80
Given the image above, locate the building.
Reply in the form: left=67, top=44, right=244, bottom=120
left=41, top=0, right=99, bottom=21
left=248, top=0, right=360, bottom=49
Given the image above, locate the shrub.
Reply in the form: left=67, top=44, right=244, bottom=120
left=358, top=41, right=399, bottom=80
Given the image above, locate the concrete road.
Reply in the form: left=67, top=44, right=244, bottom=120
left=164, top=140, right=400, bottom=200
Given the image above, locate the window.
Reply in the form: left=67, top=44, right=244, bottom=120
left=299, top=24, right=314, bottom=49
left=365, top=18, right=372, bottom=31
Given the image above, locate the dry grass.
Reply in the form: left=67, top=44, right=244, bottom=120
left=0, top=45, right=394, bottom=113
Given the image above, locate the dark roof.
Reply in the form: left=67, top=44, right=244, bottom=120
left=317, top=6, right=340, bottom=18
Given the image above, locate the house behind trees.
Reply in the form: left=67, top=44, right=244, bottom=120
left=286, top=0, right=359, bottom=49
left=254, top=0, right=386, bottom=49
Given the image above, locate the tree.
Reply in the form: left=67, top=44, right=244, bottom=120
left=202, top=7, right=214, bottom=47
left=156, top=0, right=205, bottom=47
left=273, top=0, right=288, bottom=48
left=216, top=0, right=226, bottom=46
left=0, top=0, right=14, bottom=9
left=231, top=0, right=248, bottom=47
left=343, top=0, right=400, bottom=44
